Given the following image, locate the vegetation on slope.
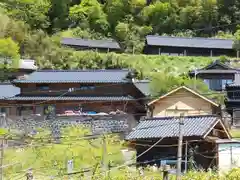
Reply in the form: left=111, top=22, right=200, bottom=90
left=3, top=126, right=240, bottom=179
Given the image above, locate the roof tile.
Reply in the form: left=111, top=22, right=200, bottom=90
left=3, top=96, right=134, bottom=101
left=134, top=80, right=150, bottom=96
left=126, top=115, right=218, bottom=140
left=12, top=69, right=132, bottom=83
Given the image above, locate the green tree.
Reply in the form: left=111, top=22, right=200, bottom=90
left=141, top=1, right=178, bottom=34
left=0, top=38, right=20, bottom=69
left=69, top=0, right=109, bottom=34
left=3, top=0, right=51, bottom=30
left=233, top=28, right=240, bottom=51
left=48, top=0, right=70, bottom=33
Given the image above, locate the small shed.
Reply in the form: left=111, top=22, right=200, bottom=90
left=126, top=115, right=231, bottom=171
left=216, top=139, right=240, bottom=174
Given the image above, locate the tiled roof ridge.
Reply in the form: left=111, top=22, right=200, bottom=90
left=13, top=95, right=134, bottom=98
left=143, top=114, right=218, bottom=121
left=146, top=35, right=233, bottom=41
left=35, top=69, right=131, bottom=72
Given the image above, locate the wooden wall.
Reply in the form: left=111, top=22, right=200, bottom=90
left=151, top=88, right=219, bottom=117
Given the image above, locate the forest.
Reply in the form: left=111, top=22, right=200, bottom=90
left=1, top=0, right=240, bottom=96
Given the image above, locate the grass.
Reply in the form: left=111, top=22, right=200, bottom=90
left=230, top=129, right=240, bottom=138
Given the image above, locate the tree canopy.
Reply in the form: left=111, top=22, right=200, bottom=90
left=1, top=0, right=239, bottom=92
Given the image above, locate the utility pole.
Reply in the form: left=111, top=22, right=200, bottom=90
left=0, top=137, right=3, bottom=180
left=176, top=113, right=184, bottom=180
left=194, top=69, right=197, bottom=90
left=184, top=141, right=188, bottom=173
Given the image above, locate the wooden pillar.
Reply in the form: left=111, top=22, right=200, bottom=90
left=162, top=165, right=170, bottom=180
left=210, top=50, right=213, bottom=57
left=184, top=50, right=187, bottom=56
left=158, top=48, right=161, bottom=55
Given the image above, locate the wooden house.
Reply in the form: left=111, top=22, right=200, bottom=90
left=126, top=86, right=231, bottom=170
left=147, top=86, right=221, bottom=117
left=61, top=37, right=122, bottom=53
left=189, top=60, right=237, bottom=91
left=0, top=69, right=148, bottom=129
left=126, top=115, right=231, bottom=170
left=144, top=35, right=237, bottom=57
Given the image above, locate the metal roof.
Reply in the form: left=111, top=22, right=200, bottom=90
left=0, top=83, right=20, bottom=98
left=134, top=80, right=151, bottom=96
left=3, top=96, right=134, bottom=101
left=61, top=37, right=121, bottom=50
left=146, top=35, right=234, bottom=49
left=126, top=115, right=219, bottom=140
left=12, top=69, right=132, bottom=83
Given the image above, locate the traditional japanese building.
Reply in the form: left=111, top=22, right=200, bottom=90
left=144, top=35, right=237, bottom=57
left=189, top=60, right=238, bottom=91
left=147, top=86, right=221, bottom=117
left=61, top=37, right=122, bottom=53
left=126, top=86, right=231, bottom=170
left=0, top=69, right=148, bottom=130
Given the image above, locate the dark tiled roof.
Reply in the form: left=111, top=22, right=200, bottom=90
left=61, top=37, right=121, bottom=50
left=189, top=60, right=238, bottom=76
left=12, top=69, right=132, bottom=83
left=146, top=35, right=233, bottom=49
left=193, top=69, right=238, bottom=74
left=202, top=60, right=234, bottom=70
left=134, top=80, right=151, bottom=96
left=126, top=115, right=218, bottom=140
left=0, top=83, right=20, bottom=99
left=4, top=96, right=134, bottom=101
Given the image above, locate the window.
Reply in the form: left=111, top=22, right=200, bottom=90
left=79, top=86, right=95, bottom=90
left=233, top=109, right=240, bottom=126
left=37, top=84, right=49, bottom=90
left=222, top=79, right=233, bottom=90
left=203, top=79, right=233, bottom=91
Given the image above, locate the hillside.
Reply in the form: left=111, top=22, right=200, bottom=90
left=0, top=0, right=240, bottom=97
left=1, top=0, right=240, bottom=55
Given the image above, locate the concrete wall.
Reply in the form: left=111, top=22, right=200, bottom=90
left=152, top=88, right=215, bottom=117
left=218, top=143, right=240, bottom=174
